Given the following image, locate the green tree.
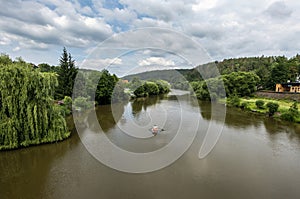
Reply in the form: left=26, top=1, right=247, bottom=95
left=143, top=82, right=159, bottom=96
left=0, top=53, right=13, bottom=66
left=155, top=80, right=171, bottom=94
left=112, top=81, right=129, bottom=103
left=56, top=47, right=78, bottom=99
left=95, top=69, right=118, bottom=105
left=266, top=57, right=289, bottom=89
left=222, top=72, right=260, bottom=97
left=133, top=85, right=146, bottom=97
left=280, top=102, right=299, bottom=122
left=0, top=62, right=69, bottom=150
left=38, top=63, right=56, bottom=72
left=266, top=102, right=279, bottom=116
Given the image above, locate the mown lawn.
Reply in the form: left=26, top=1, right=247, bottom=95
left=239, top=97, right=300, bottom=122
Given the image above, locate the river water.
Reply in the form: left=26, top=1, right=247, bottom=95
left=1, top=90, right=300, bottom=199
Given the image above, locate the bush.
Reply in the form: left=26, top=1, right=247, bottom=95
left=280, top=102, right=299, bottom=122
left=266, top=102, right=279, bottom=116
left=280, top=112, right=295, bottom=122
left=143, top=82, right=159, bottom=96
left=240, top=102, right=250, bottom=110
left=73, top=97, right=93, bottom=110
left=227, top=95, right=241, bottom=107
left=155, top=80, right=170, bottom=94
left=289, top=102, right=299, bottom=117
left=255, top=100, right=264, bottom=109
left=63, top=96, right=72, bottom=108
left=133, top=85, right=146, bottom=97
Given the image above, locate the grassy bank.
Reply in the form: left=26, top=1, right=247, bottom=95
left=224, top=96, right=300, bottom=123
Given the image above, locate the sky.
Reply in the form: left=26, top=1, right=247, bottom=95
left=0, top=0, right=300, bottom=76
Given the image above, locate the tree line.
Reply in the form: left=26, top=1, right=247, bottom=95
left=124, top=54, right=300, bottom=91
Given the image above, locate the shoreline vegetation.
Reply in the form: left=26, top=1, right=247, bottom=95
left=223, top=96, right=300, bottom=123
left=2, top=50, right=300, bottom=150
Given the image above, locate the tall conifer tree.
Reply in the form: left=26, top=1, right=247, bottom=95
left=56, top=47, right=78, bottom=99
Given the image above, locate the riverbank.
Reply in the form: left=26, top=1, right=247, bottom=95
left=224, top=96, right=300, bottom=123
left=255, top=91, right=300, bottom=102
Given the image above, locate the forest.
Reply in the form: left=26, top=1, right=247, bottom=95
left=124, top=54, right=300, bottom=91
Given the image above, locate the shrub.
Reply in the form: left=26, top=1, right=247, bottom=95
left=280, top=102, right=299, bottom=122
left=255, top=100, right=264, bottom=109
left=266, top=102, right=279, bottom=116
left=240, top=102, right=250, bottom=110
left=289, top=102, right=299, bottom=117
left=74, top=97, right=93, bottom=110
left=143, top=82, right=159, bottom=96
left=280, top=112, right=295, bottom=122
left=133, top=85, right=146, bottom=97
left=227, top=95, right=241, bottom=107
left=155, top=80, right=170, bottom=94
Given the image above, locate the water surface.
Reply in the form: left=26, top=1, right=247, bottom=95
left=1, top=91, right=300, bottom=199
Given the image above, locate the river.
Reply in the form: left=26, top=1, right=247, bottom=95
left=1, top=90, right=300, bottom=199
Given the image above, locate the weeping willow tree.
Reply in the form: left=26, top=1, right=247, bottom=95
left=0, top=63, right=70, bottom=150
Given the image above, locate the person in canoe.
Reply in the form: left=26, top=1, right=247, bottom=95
left=152, top=125, right=159, bottom=135
left=151, top=125, right=165, bottom=136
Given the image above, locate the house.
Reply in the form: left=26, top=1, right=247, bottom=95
left=276, top=75, right=300, bottom=93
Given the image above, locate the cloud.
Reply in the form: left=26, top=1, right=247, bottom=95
left=0, top=0, right=113, bottom=50
left=1, top=0, right=300, bottom=69
left=265, top=1, right=293, bottom=19
left=192, top=0, right=218, bottom=11
left=138, top=57, right=175, bottom=67
left=80, top=58, right=123, bottom=70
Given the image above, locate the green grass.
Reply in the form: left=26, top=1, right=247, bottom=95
left=240, top=97, right=297, bottom=112
left=235, top=97, right=300, bottom=123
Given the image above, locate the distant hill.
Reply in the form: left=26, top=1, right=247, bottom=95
left=123, top=54, right=300, bottom=90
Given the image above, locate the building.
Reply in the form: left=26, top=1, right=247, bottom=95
left=276, top=82, right=300, bottom=93
left=276, top=74, right=300, bottom=93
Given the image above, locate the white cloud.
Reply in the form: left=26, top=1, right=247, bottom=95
left=0, top=0, right=112, bottom=51
left=80, top=58, right=123, bottom=70
left=1, top=0, right=300, bottom=68
left=192, top=0, right=218, bottom=11
left=12, top=46, right=20, bottom=52
left=138, top=57, right=175, bottom=66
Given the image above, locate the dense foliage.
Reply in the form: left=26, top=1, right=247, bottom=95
left=280, top=102, right=300, bottom=122
left=0, top=62, right=69, bottom=150
left=130, top=78, right=170, bottom=97
left=73, top=69, right=128, bottom=105
left=95, top=69, right=119, bottom=104
left=125, top=54, right=300, bottom=91
left=191, top=72, right=260, bottom=100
